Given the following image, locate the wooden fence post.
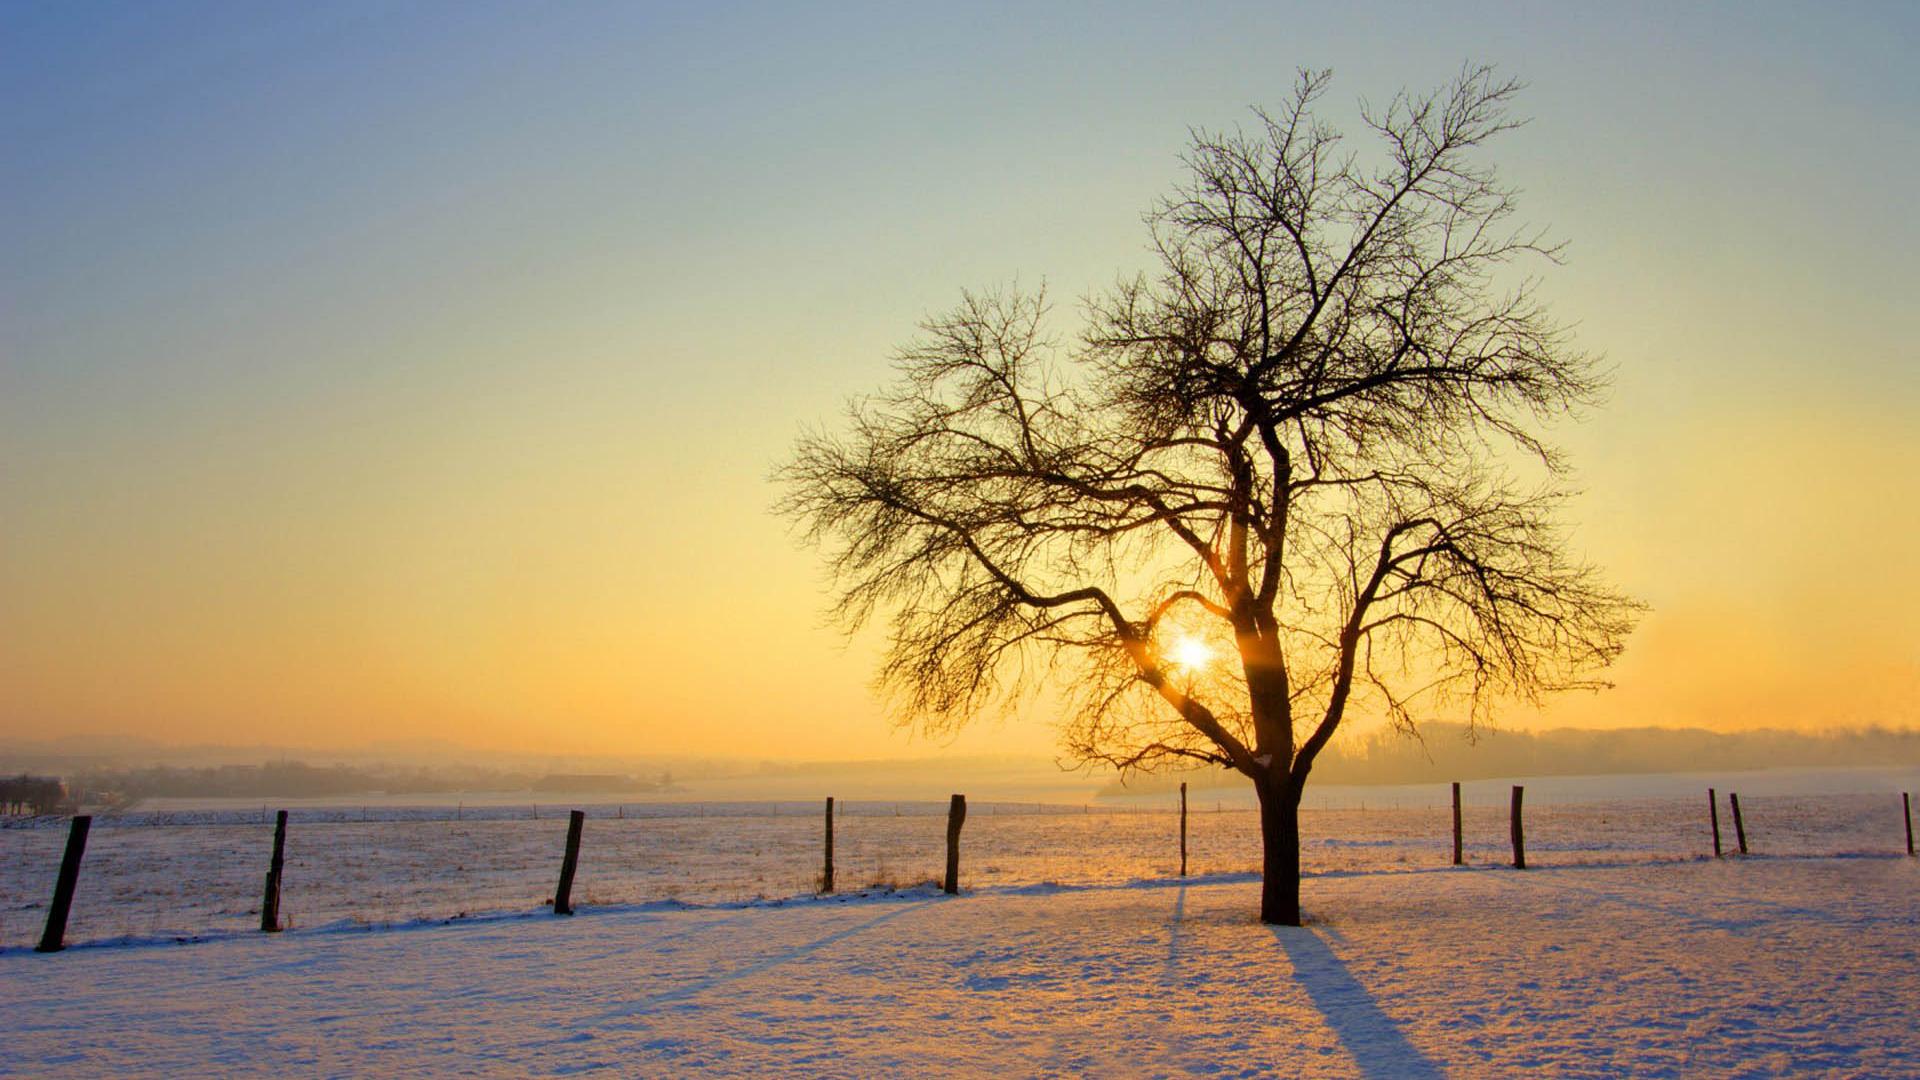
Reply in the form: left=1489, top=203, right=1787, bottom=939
left=1708, top=788, right=1722, bottom=857
left=823, top=797, right=836, bottom=893
left=944, top=794, right=967, bottom=894
left=36, top=815, right=91, bottom=953
left=554, top=810, right=585, bottom=915
left=1509, top=785, right=1526, bottom=870
left=1729, top=792, right=1748, bottom=855
left=261, top=809, right=288, bottom=932
left=1904, top=792, right=1913, bottom=857
left=1451, top=782, right=1463, bottom=866
left=1167, top=780, right=1182, bottom=876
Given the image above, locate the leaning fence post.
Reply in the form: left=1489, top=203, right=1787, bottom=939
left=1509, top=785, right=1526, bottom=870
left=553, top=810, right=585, bottom=915
left=261, top=810, right=288, bottom=932
left=36, top=815, right=91, bottom=953
left=1451, top=782, right=1463, bottom=866
left=1167, top=780, right=1182, bottom=876
left=1709, top=788, right=1722, bottom=857
left=823, top=797, right=836, bottom=893
left=1729, top=792, right=1748, bottom=855
left=1903, top=792, right=1913, bottom=857
left=944, top=794, right=967, bottom=894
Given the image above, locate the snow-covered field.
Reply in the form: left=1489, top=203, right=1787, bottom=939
left=4, top=774, right=1917, bottom=950
left=5, top=772, right=1917, bottom=1075
left=5, top=856, right=1917, bottom=1076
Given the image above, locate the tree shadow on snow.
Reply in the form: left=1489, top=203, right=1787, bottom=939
left=1269, top=926, right=1443, bottom=1079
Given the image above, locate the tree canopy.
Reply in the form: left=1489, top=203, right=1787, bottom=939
left=781, top=66, right=1637, bottom=807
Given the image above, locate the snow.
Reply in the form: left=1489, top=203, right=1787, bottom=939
left=5, top=779, right=1917, bottom=948
left=5, top=776, right=1918, bottom=1074
left=4, top=858, right=1918, bottom=1076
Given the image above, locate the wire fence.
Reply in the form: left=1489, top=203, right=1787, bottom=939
left=3, top=789, right=1914, bottom=951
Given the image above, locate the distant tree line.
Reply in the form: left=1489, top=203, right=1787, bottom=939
left=531, top=772, right=674, bottom=795
left=62, top=761, right=678, bottom=803
left=1, top=774, right=67, bottom=815
left=1107, top=725, right=1920, bottom=793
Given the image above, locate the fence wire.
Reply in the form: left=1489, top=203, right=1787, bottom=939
left=2, top=791, right=1913, bottom=949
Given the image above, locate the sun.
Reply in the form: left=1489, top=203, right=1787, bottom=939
left=1167, top=634, right=1213, bottom=673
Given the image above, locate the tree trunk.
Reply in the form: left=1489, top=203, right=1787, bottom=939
left=1257, top=774, right=1302, bottom=925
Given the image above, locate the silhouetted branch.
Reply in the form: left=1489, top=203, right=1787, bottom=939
left=781, top=67, right=1637, bottom=790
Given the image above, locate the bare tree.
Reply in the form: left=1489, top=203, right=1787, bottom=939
left=779, top=66, right=1638, bottom=924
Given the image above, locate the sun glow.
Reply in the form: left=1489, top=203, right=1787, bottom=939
left=1167, top=635, right=1214, bottom=673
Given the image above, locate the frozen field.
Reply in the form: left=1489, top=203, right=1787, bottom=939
left=4, top=856, right=1918, bottom=1076
left=4, top=774, right=1918, bottom=950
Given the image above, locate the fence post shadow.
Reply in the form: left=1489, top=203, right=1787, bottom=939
left=590, top=899, right=932, bottom=1023
left=1160, top=883, right=1189, bottom=988
left=1268, top=925, right=1443, bottom=1080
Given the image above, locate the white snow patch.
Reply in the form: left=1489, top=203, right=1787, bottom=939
left=4, top=858, right=1918, bottom=1076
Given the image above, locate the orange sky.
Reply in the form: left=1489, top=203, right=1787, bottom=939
left=3, top=5, right=1916, bottom=761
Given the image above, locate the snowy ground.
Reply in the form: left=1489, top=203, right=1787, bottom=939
left=5, top=855, right=1918, bottom=1077
left=7, top=779, right=1916, bottom=949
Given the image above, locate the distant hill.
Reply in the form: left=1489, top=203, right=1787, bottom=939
left=1101, top=724, right=1920, bottom=793
left=56, top=761, right=678, bottom=802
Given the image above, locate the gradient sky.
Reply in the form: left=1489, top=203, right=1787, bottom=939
left=3, top=2, right=1916, bottom=761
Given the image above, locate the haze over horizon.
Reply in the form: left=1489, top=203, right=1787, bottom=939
left=5, top=3, right=1917, bottom=762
